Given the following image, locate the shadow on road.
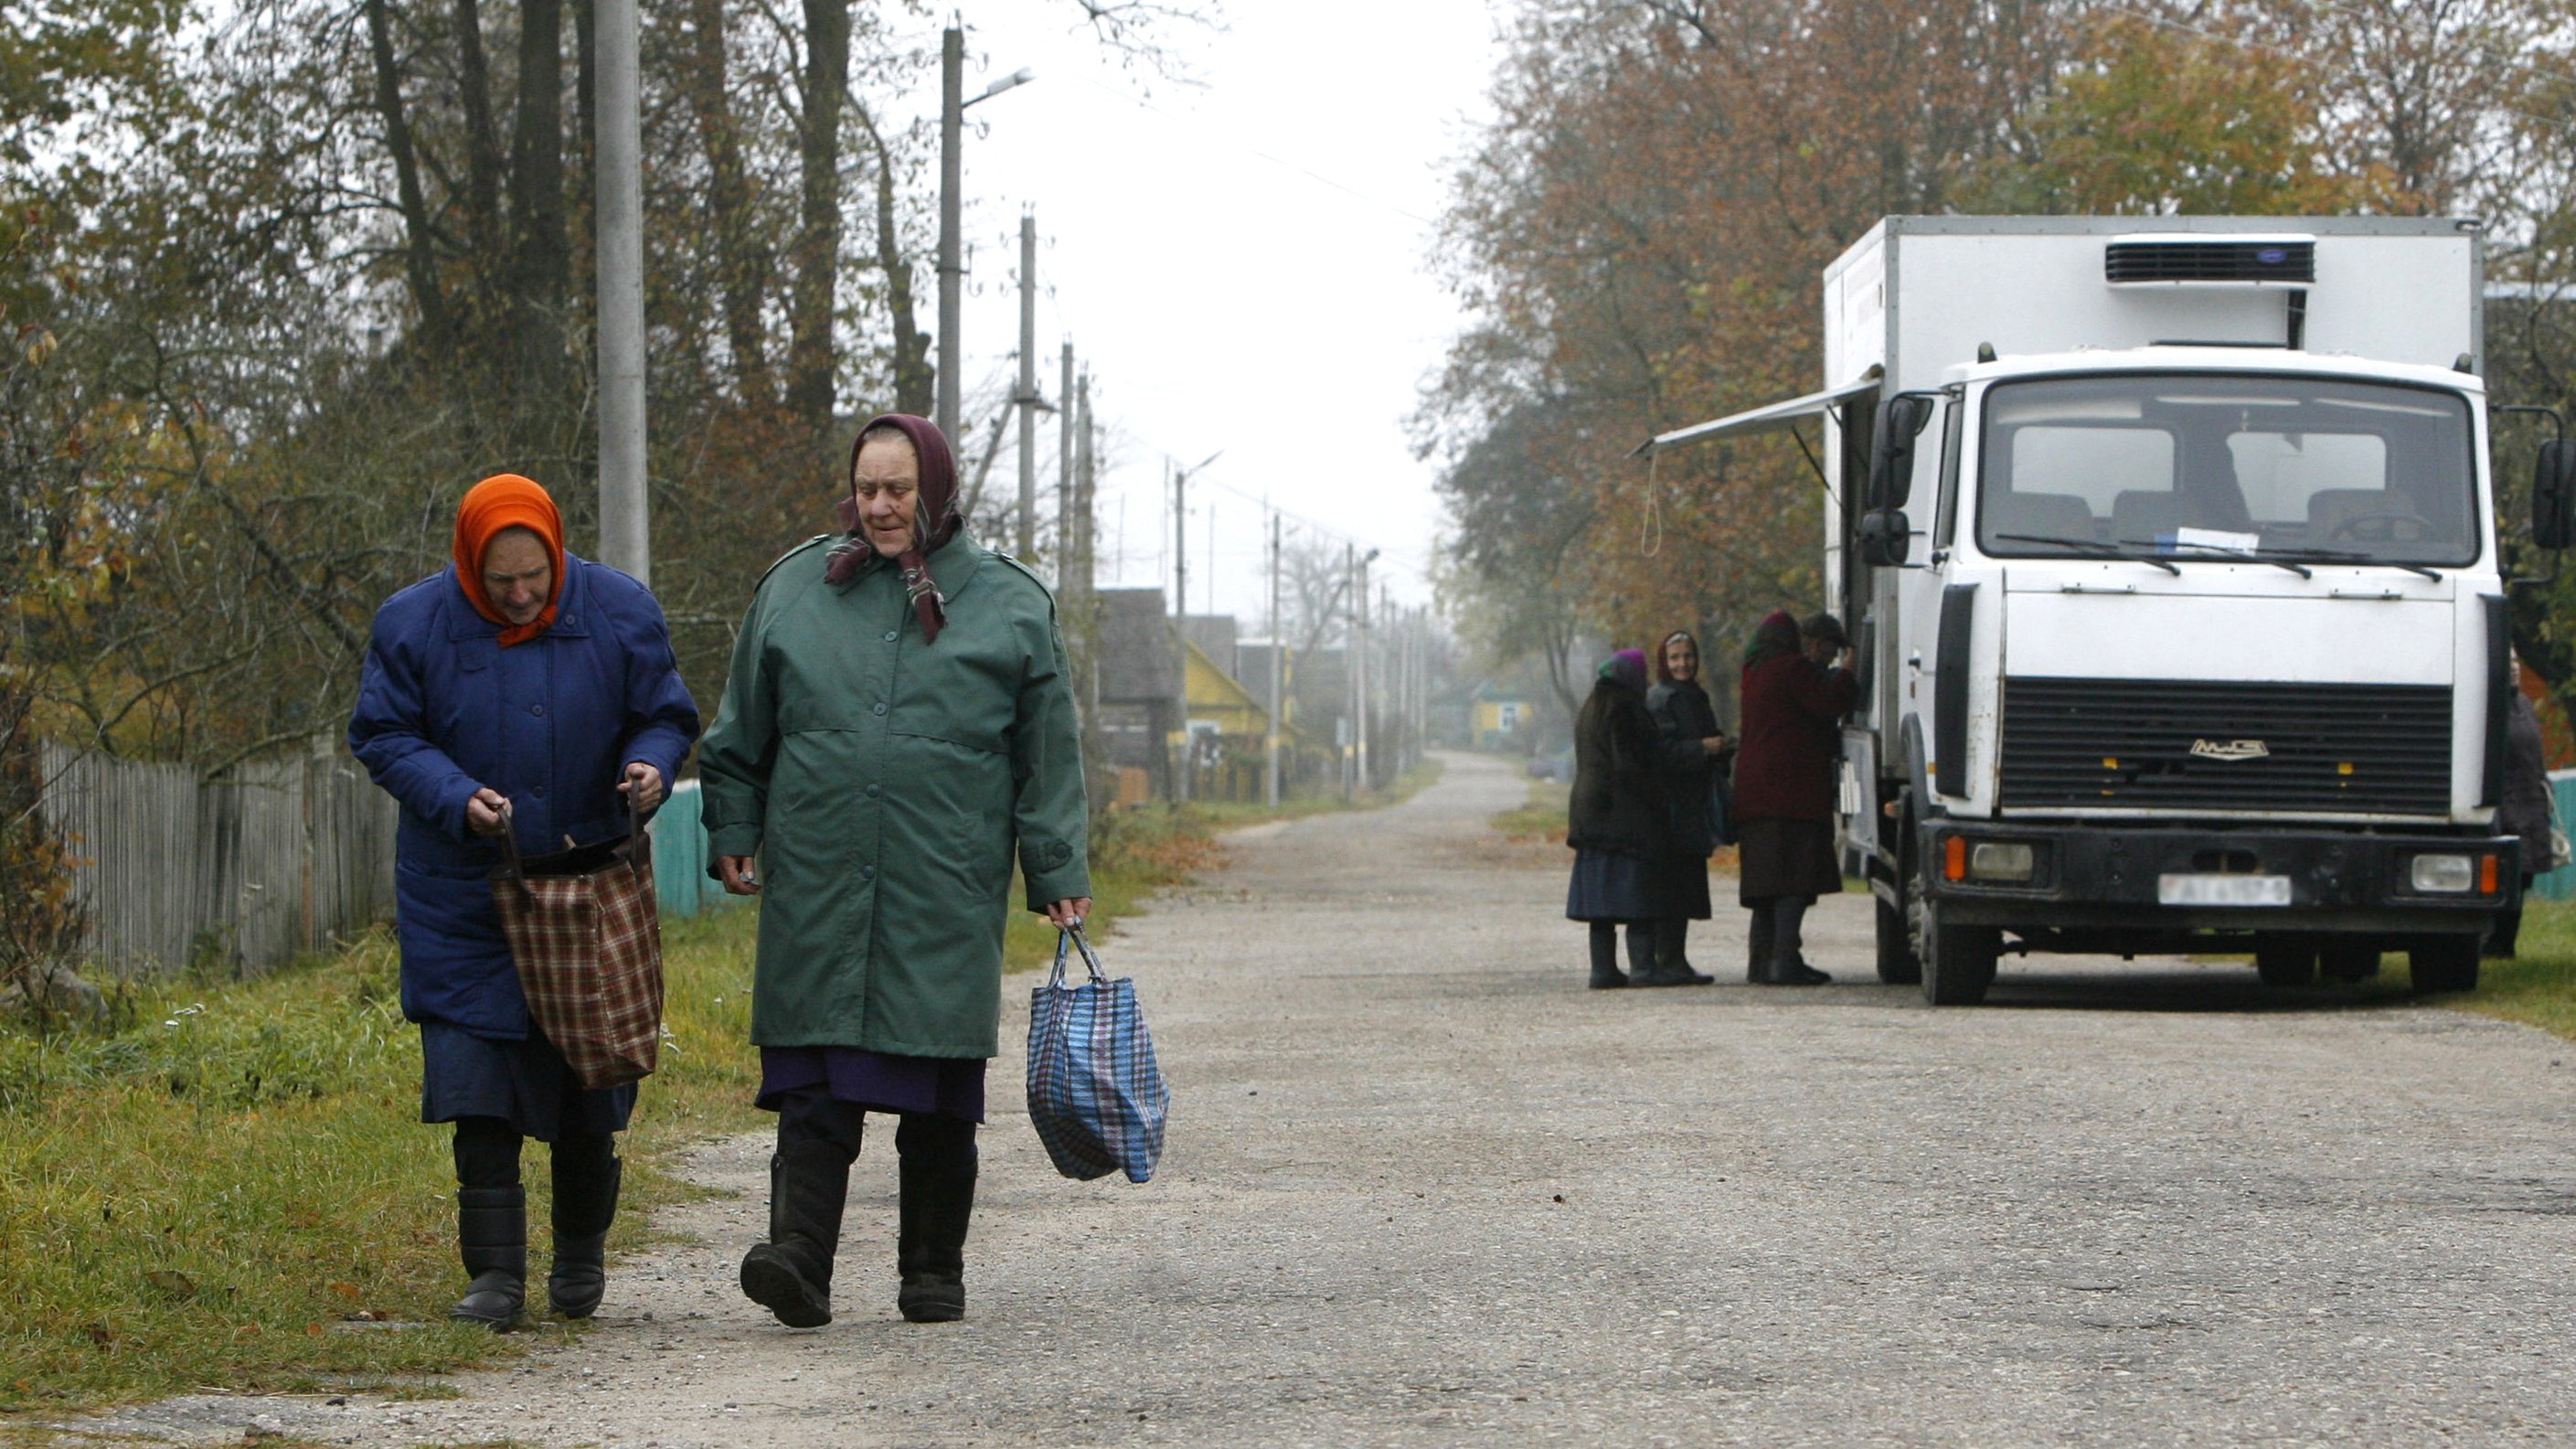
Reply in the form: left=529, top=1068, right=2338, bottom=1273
left=1973, top=959, right=2425, bottom=1015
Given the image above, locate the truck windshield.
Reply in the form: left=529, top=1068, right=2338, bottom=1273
left=1975, top=374, right=2477, bottom=569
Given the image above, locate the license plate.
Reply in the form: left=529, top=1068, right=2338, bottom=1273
left=2157, top=873, right=2292, bottom=907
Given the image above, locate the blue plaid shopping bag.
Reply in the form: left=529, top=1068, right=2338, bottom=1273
left=1026, top=926, right=1169, bottom=1184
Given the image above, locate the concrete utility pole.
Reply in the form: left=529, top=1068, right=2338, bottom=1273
left=594, top=0, right=647, bottom=581
left=1349, top=541, right=1370, bottom=799
left=1356, top=552, right=1373, bottom=792
left=934, top=32, right=1035, bottom=448
left=1265, top=508, right=1282, bottom=807
left=1056, top=341, right=1073, bottom=585
left=1015, top=210, right=1038, bottom=559
left=935, top=27, right=963, bottom=443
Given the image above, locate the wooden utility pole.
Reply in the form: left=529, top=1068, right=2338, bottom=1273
left=1170, top=459, right=1188, bottom=803
left=1265, top=508, right=1282, bottom=807
left=1015, top=209, right=1038, bottom=558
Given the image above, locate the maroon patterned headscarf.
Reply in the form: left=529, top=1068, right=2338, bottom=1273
left=825, top=413, right=964, bottom=644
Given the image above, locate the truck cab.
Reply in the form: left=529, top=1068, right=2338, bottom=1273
left=1644, top=217, right=2572, bottom=1004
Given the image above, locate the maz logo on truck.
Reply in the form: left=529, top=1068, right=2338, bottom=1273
left=2189, top=739, right=2273, bottom=762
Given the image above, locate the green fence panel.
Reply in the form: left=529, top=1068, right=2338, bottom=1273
left=2532, top=772, right=2576, bottom=901
left=648, top=779, right=715, bottom=919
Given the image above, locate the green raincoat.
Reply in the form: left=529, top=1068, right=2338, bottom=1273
left=697, top=529, right=1091, bottom=1058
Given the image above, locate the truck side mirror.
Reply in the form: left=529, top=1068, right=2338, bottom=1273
left=2536, top=439, right=2575, bottom=550
left=1868, top=394, right=1937, bottom=509
left=1857, top=507, right=1911, bottom=567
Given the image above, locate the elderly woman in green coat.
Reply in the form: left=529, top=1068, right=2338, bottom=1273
left=697, top=412, right=1091, bottom=1328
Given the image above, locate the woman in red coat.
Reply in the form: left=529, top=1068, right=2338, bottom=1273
left=1733, top=611, right=1858, bottom=985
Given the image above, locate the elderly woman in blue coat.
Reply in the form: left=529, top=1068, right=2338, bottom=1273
left=349, top=474, right=699, bottom=1329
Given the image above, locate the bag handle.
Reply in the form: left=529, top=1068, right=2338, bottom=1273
left=1048, top=924, right=1108, bottom=989
left=492, top=800, right=531, bottom=897
left=622, top=786, right=653, bottom=882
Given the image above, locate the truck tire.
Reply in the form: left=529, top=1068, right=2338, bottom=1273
left=2254, top=940, right=2317, bottom=987
left=1876, top=893, right=1923, bottom=984
left=2408, top=937, right=2480, bottom=995
left=2319, top=943, right=2381, bottom=982
left=1921, top=909, right=1999, bottom=1007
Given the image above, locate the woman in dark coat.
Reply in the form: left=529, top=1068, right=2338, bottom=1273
left=1734, top=611, right=1858, bottom=986
left=1568, top=650, right=1708, bottom=988
left=2491, top=666, right=2554, bottom=958
left=349, top=474, right=700, bottom=1328
left=1645, top=630, right=1732, bottom=983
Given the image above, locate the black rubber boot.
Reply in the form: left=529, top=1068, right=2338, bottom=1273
left=547, top=1134, right=620, bottom=1319
left=1634, top=918, right=1713, bottom=987
left=1769, top=896, right=1831, bottom=986
left=1587, top=922, right=1627, bottom=989
left=740, top=1140, right=850, bottom=1328
left=1747, top=902, right=1777, bottom=983
left=451, top=1119, right=525, bottom=1330
left=895, top=1113, right=977, bottom=1324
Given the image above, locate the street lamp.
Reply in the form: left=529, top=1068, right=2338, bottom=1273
left=936, top=27, right=1037, bottom=442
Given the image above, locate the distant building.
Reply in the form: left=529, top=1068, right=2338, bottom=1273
left=1471, top=681, right=1533, bottom=751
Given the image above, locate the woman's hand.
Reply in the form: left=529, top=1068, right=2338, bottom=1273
left=465, top=788, right=511, bottom=836
left=1041, top=897, right=1093, bottom=930
left=618, top=762, right=665, bottom=811
left=718, top=854, right=761, bottom=896
left=1700, top=734, right=1729, bottom=755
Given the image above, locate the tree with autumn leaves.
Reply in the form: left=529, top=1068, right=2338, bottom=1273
left=1426, top=0, right=2576, bottom=726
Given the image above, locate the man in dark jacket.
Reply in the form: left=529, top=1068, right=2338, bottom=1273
left=1733, top=611, right=1858, bottom=985
left=2491, top=665, right=2556, bottom=957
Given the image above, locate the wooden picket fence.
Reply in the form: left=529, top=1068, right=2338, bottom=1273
left=37, top=740, right=733, bottom=980
left=39, top=739, right=399, bottom=978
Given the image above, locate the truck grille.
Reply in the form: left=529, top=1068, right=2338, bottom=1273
left=1998, top=677, right=2452, bottom=816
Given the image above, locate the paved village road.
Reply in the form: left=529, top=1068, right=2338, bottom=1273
left=91, top=751, right=2576, bottom=1446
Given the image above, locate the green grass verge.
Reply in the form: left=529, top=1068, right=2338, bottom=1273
left=0, top=810, right=1227, bottom=1415
left=1490, top=776, right=1570, bottom=840
left=2452, top=895, right=2576, bottom=1039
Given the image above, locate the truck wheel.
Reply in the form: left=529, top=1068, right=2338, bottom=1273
left=1876, top=893, right=1922, bottom=984
left=2319, top=944, right=2381, bottom=982
left=2254, top=941, right=2317, bottom=987
left=2408, top=937, right=2480, bottom=995
left=1921, top=909, right=1998, bottom=1007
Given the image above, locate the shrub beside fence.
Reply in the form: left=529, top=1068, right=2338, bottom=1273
left=40, top=742, right=729, bottom=981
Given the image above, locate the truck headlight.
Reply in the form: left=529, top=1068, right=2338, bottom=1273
left=2409, top=853, right=2475, bottom=893
left=1968, top=841, right=2037, bottom=882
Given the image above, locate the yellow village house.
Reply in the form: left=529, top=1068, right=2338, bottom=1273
left=1179, top=637, right=1297, bottom=801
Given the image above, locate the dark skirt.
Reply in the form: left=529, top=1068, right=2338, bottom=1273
left=1651, top=851, right=1713, bottom=920
left=758, top=1048, right=988, bottom=1124
left=420, top=1022, right=636, bottom=1141
left=1567, top=847, right=1659, bottom=922
left=1737, top=817, right=1844, bottom=904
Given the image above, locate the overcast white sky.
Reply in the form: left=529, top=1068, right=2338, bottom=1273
left=891, top=0, right=1506, bottom=628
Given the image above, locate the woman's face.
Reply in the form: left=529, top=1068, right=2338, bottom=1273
left=1664, top=637, right=1698, bottom=681
left=480, top=527, right=553, bottom=625
left=853, top=434, right=923, bottom=559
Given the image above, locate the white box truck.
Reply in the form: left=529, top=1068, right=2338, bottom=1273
left=1643, top=216, right=2575, bottom=1004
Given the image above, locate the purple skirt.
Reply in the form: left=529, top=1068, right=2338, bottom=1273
left=757, top=1047, right=988, bottom=1124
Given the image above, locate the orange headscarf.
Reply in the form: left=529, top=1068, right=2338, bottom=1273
left=452, top=474, right=566, bottom=647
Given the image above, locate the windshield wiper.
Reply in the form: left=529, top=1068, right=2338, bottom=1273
left=2144, top=540, right=2314, bottom=579
left=2256, top=546, right=2443, bottom=581
left=1993, top=533, right=2181, bottom=575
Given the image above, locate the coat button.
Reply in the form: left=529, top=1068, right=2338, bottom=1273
left=533, top=784, right=547, bottom=797
left=866, top=783, right=882, bottom=798
left=530, top=704, right=545, bottom=717
left=883, top=630, right=898, bottom=643
left=861, top=865, right=877, bottom=882
left=872, top=702, right=887, bottom=716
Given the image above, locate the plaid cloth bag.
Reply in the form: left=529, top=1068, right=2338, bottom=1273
left=1026, top=926, right=1169, bottom=1184
left=488, top=798, right=665, bottom=1090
